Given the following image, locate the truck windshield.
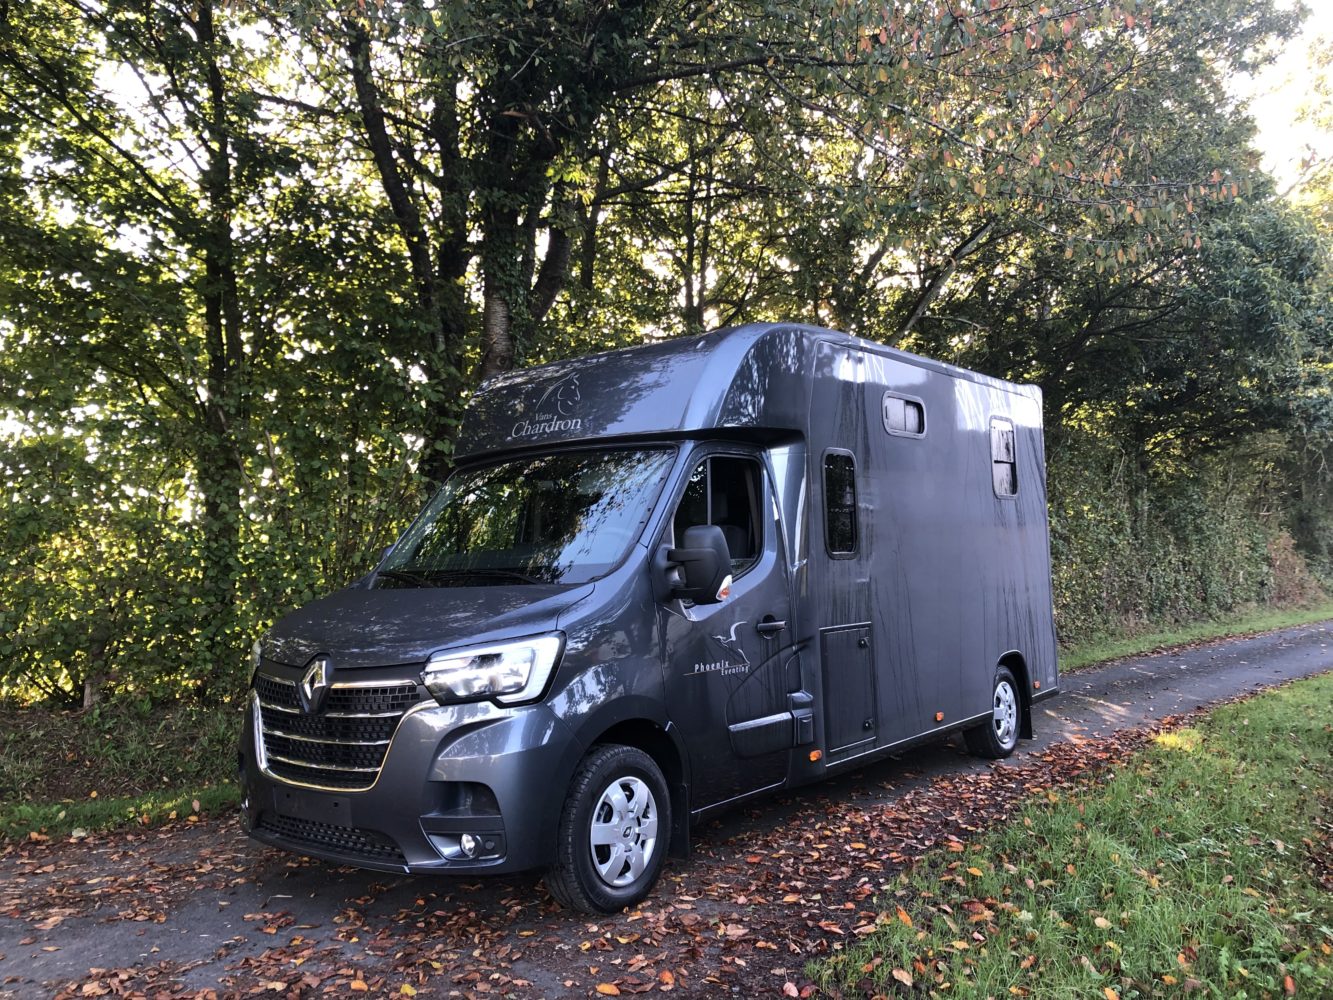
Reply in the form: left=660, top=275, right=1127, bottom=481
left=377, top=447, right=675, bottom=587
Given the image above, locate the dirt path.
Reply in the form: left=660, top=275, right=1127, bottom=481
left=2, top=621, right=1330, bottom=999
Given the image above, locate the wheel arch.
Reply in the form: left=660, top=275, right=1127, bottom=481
left=587, top=719, right=691, bottom=860
left=997, top=650, right=1033, bottom=739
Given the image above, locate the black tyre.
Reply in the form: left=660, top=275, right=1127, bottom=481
left=964, top=666, right=1021, bottom=759
left=544, top=744, right=671, bottom=914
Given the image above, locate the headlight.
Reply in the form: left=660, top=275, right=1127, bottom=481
left=422, top=633, right=564, bottom=706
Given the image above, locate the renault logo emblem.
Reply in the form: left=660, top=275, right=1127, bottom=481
left=299, top=656, right=333, bottom=714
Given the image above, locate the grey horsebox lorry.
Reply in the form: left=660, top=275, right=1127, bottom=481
left=239, top=322, right=1059, bottom=913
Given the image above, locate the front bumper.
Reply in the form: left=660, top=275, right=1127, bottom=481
left=239, top=692, right=583, bottom=875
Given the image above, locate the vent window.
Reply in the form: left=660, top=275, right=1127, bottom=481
left=882, top=392, right=925, bottom=436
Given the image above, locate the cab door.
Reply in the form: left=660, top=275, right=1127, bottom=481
left=659, top=451, right=800, bottom=809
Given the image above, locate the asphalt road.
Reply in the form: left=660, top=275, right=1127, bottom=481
left=1, top=620, right=1330, bottom=999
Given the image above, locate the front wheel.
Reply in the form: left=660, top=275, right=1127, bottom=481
left=964, top=666, right=1021, bottom=759
left=544, top=744, right=671, bottom=914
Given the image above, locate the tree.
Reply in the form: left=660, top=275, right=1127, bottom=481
left=0, top=1, right=428, bottom=702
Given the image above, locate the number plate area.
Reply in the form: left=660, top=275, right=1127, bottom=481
left=272, top=786, right=352, bottom=828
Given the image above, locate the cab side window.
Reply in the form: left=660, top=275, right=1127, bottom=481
left=672, top=456, right=762, bottom=574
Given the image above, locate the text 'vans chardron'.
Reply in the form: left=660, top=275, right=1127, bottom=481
left=238, top=322, right=1059, bottom=913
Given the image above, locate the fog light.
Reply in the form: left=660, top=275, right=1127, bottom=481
left=459, top=833, right=479, bottom=858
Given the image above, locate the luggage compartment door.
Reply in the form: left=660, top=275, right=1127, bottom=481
left=821, top=624, right=877, bottom=756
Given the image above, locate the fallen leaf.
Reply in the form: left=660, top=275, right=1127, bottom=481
left=1094, top=917, right=1112, bottom=930
left=892, top=968, right=914, bottom=987
left=350, top=981, right=368, bottom=992
left=782, top=985, right=799, bottom=999
left=1103, top=988, right=1119, bottom=1000
left=595, top=985, right=620, bottom=997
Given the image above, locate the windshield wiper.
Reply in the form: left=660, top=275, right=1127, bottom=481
left=432, top=567, right=549, bottom=586
left=375, top=568, right=435, bottom=588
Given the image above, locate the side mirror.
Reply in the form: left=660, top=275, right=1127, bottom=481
left=666, top=525, right=733, bottom=604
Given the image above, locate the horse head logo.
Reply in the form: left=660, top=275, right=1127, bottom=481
left=535, top=372, right=581, bottom=418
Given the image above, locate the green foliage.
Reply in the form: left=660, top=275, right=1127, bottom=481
left=0, top=698, right=239, bottom=809
left=0, top=0, right=435, bottom=705
left=809, top=673, right=1333, bottom=998
left=0, top=0, right=1329, bottom=708
left=1047, top=433, right=1286, bottom=644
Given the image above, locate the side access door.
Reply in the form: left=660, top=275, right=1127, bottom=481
left=659, top=451, right=803, bottom=809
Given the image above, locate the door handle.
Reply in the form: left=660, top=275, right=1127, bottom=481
left=755, top=618, right=787, bottom=636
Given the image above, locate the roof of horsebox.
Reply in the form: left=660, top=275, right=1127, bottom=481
left=454, top=322, right=1037, bottom=459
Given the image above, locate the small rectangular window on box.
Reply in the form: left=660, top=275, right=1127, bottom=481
left=882, top=392, right=925, bottom=435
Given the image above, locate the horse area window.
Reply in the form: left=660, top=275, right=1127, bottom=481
left=991, top=418, right=1017, bottom=497
left=823, top=451, right=858, bottom=556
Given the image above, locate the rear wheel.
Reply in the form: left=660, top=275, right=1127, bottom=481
left=544, top=744, right=670, bottom=914
left=964, top=666, right=1020, bottom=758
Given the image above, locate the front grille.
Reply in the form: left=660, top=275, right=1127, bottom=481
left=259, top=706, right=398, bottom=743
left=261, top=759, right=384, bottom=790
left=254, top=671, right=424, bottom=790
left=256, top=812, right=406, bottom=864
left=262, top=732, right=388, bottom=770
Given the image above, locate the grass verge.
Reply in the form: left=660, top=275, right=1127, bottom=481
left=2, top=782, right=242, bottom=842
left=808, top=672, right=1333, bottom=998
left=1060, top=601, right=1333, bottom=672
left=0, top=698, right=242, bottom=841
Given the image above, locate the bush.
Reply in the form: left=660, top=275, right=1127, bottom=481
left=1047, top=432, right=1315, bottom=646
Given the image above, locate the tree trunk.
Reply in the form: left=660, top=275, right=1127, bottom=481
left=194, top=0, right=245, bottom=693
